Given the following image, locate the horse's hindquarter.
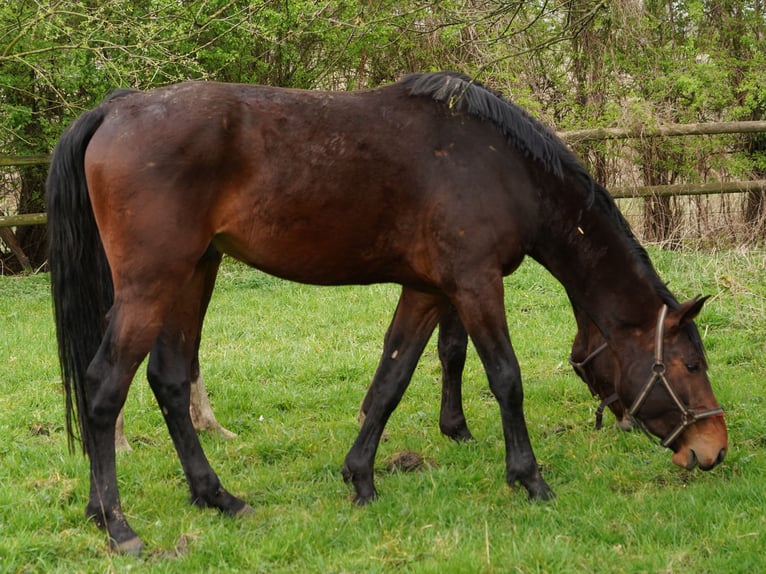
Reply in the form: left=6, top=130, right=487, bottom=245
left=85, top=81, right=535, bottom=290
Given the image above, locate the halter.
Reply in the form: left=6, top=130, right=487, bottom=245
left=570, top=305, right=724, bottom=447
left=627, top=304, right=724, bottom=448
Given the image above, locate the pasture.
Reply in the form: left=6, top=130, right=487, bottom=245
left=1, top=247, right=764, bottom=573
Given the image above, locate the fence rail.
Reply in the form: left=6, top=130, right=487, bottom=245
left=2, top=181, right=764, bottom=229
left=0, top=154, right=49, bottom=167
left=611, top=179, right=766, bottom=199
left=558, top=120, right=766, bottom=143
left=0, top=213, right=47, bottom=228
left=2, top=120, right=766, bottom=230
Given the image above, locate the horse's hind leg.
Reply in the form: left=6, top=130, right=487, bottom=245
left=114, top=249, right=232, bottom=450
left=437, top=305, right=473, bottom=441
left=343, top=288, right=444, bottom=504
left=187, top=249, right=235, bottom=438
left=146, top=250, right=250, bottom=516
left=189, top=369, right=236, bottom=437
left=83, top=303, right=173, bottom=554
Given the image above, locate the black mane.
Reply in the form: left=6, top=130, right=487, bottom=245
left=401, top=71, right=594, bottom=200
left=401, top=72, right=681, bottom=310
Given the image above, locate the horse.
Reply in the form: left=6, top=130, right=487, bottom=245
left=46, top=72, right=727, bottom=554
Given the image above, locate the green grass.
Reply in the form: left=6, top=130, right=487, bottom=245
left=1, top=248, right=764, bottom=573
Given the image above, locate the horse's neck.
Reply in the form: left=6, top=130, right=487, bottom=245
left=531, top=198, right=664, bottom=339
left=571, top=303, right=599, bottom=352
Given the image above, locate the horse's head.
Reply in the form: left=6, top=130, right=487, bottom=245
left=616, top=298, right=727, bottom=470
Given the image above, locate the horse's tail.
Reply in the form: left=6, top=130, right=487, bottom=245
left=46, top=105, right=113, bottom=455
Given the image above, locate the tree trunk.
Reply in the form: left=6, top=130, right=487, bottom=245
left=0, top=227, right=32, bottom=273
left=640, top=139, right=679, bottom=246
left=14, top=164, right=48, bottom=271
left=744, top=114, right=766, bottom=242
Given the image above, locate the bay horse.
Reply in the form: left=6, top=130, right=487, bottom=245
left=47, top=72, right=727, bottom=554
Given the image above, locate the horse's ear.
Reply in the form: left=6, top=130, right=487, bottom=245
left=669, top=295, right=709, bottom=326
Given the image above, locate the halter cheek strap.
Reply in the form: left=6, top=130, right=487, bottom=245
left=627, top=304, right=725, bottom=448
left=569, top=342, right=615, bottom=430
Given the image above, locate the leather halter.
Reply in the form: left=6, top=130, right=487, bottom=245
left=570, top=304, right=724, bottom=446
left=627, top=304, right=725, bottom=448
left=568, top=342, right=615, bottom=429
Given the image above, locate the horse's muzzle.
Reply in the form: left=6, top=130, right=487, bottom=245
left=671, top=415, right=728, bottom=470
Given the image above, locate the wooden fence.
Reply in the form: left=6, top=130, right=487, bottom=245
left=2, top=120, right=766, bottom=230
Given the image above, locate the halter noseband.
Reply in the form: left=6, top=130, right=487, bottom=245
left=627, top=304, right=724, bottom=448
left=570, top=304, right=724, bottom=447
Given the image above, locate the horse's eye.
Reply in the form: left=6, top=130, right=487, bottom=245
left=686, top=363, right=700, bottom=373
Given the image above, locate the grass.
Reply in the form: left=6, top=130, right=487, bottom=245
left=0, top=247, right=764, bottom=573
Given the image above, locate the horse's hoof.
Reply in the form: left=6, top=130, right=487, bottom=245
left=201, top=422, right=237, bottom=440
left=236, top=503, right=255, bottom=517
left=111, top=535, right=144, bottom=556
left=451, top=428, right=475, bottom=442
left=352, top=490, right=377, bottom=506
left=114, top=436, right=133, bottom=453
left=216, top=426, right=237, bottom=440
left=508, top=470, right=556, bottom=502
left=618, top=417, right=635, bottom=432
left=527, top=482, right=556, bottom=502
left=440, top=422, right=474, bottom=442
left=342, top=463, right=377, bottom=504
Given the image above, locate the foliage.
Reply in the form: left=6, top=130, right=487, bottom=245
left=1, top=0, right=765, bottom=265
left=4, top=1, right=761, bottom=156
left=1, top=249, right=765, bottom=572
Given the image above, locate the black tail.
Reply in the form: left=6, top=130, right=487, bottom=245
left=47, top=106, right=114, bottom=454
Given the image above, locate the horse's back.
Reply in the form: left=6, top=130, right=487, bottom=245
left=83, top=80, right=536, bottom=289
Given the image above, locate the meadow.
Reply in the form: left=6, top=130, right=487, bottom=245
left=0, top=247, right=764, bottom=573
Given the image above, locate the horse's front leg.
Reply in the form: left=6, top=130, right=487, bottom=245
left=187, top=247, right=236, bottom=439
left=437, top=305, right=474, bottom=441
left=453, top=280, right=555, bottom=501
left=343, top=288, right=444, bottom=504
left=114, top=363, right=235, bottom=452
left=114, top=410, right=131, bottom=452
left=188, top=369, right=237, bottom=438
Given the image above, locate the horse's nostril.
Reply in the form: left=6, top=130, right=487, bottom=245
left=716, top=447, right=727, bottom=466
